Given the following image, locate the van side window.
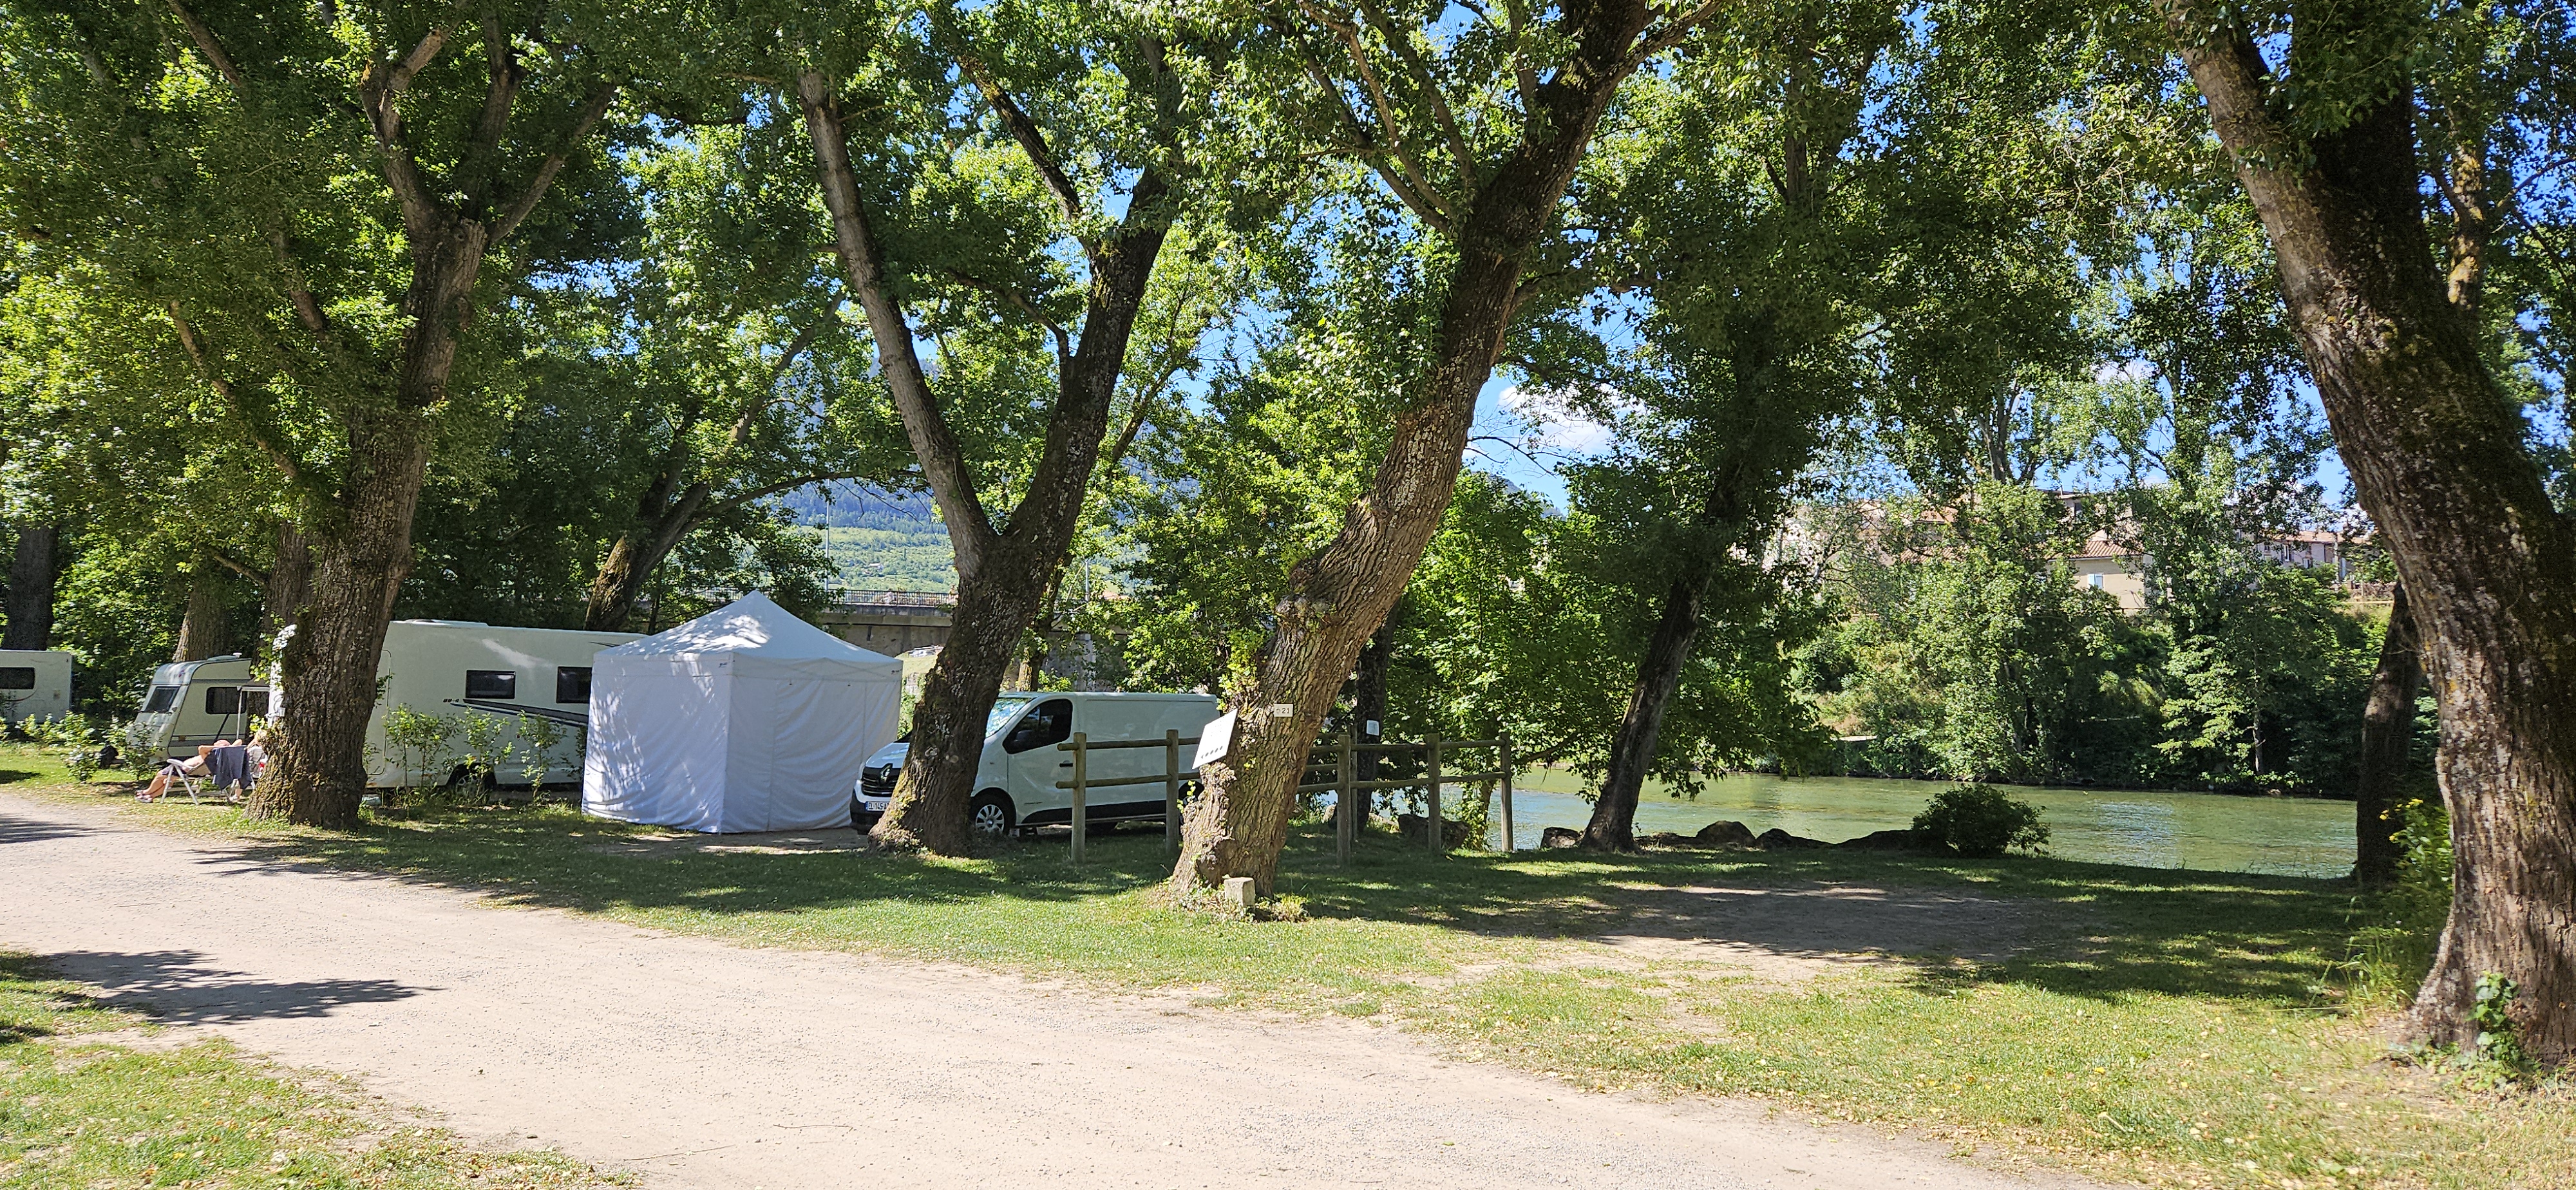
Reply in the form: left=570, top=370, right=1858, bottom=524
left=0, top=667, right=32, bottom=690
left=205, top=686, right=243, bottom=715
left=466, top=670, right=517, bottom=700
left=1003, top=698, right=1074, bottom=754
left=143, top=685, right=181, bottom=713
left=555, top=667, right=592, bottom=704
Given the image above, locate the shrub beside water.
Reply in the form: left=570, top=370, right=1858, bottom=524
left=1912, top=784, right=2049, bottom=856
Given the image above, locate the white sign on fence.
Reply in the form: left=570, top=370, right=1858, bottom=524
left=1193, top=710, right=1238, bottom=770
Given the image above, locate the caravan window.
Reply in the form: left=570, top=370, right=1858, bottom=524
left=465, top=670, right=517, bottom=700
left=204, top=686, right=242, bottom=715
left=1003, top=698, right=1074, bottom=754
left=555, top=667, right=592, bottom=704
left=143, top=685, right=181, bottom=713
left=0, top=667, right=32, bottom=690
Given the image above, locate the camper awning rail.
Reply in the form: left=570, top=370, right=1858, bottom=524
left=450, top=699, right=588, bottom=727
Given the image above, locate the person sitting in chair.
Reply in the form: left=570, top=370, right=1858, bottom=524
left=139, top=739, right=238, bottom=802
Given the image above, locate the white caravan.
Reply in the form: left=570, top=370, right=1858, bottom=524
left=361, top=619, right=641, bottom=788
left=133, top=656, right=265, bottom=758
left=0, top=650, right=76, bottom=725
left=854, top=692, right=1221, bottom=835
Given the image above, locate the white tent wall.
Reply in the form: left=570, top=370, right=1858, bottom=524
left=583, top=663, right=734, bottom=831
left=581, top=592, right=902, bottom=833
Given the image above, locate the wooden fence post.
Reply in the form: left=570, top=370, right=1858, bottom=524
left=1337, top=732, right=1356, bottom=865
left=1499, top=736, right=1515, bottom=853
left=1426, top=732, right=1443, bottom=855
left=1164, top=728, right=1181, bottom=858
left=1069, top=731, right=1087, bottom=864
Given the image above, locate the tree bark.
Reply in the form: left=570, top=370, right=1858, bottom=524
left=2355, top=584, right=2425, bottom=888
left=3, top=524, right=59, bottom=651
left=799, top=61, right=1177, bottom=854
left=584, top=485, right=712, bottom=631
left=2161, top=3, right=2576, bottom=1061
left=173, top=561, right=235, bottom=662
left=1171, top=1, right=1670, bottom=896
left=258, top=523, right=311, bottom=648
left=1583, top=574, right=1707, bottom=851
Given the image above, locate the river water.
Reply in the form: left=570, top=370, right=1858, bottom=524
left=1472, top=770, right=2354, bottom=878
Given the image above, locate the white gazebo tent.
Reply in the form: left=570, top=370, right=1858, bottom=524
left=583, top=592, right=902, bottom=832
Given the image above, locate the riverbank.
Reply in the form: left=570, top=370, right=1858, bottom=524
left=1504, top=769, right=2356, bottom=876
left=5, top=746, right=2566, bottom=1190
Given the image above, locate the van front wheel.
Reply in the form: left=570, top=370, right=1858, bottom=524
left=968, top=791, right=1016, bottom=838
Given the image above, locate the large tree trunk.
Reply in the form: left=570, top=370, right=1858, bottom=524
left=2162, top=5, right=2576, bottom=1061
left=1582, top=575, right=1707, bottom=851
left=258, top=523, right=312, bottom=648
left=583, top=487, right=710, bottom=631
left=254, top=416, right=439, bottom=827
left=1170, top=5, right=1662, bottom=895
left=2355, top=584, right=2425, bottom=888
left=3, top=524, right=59, bottom=651
left=254, top=218, right=493, bottom=827
left=173, top=562, right=235, bottom=662
left=799, top=67, right=1174, bottom=853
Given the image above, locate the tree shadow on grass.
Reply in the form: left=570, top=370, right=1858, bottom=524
left=184, top=808, right=2353, bottom=1009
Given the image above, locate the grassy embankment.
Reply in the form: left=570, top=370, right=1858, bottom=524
left=0, top=950, right=615, bottom=1189
left=5, top=745, right=2568, bottom=1190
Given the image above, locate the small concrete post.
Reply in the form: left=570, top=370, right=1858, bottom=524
left=1069, top=731, right=1088, bottom=864
left=1499, top=736, right=1515, bottom=853
left=1426, top=732, right=1444, bottom=855
left=1164, top=728, right=1182, bottom=858
left=1221, top=876, right=1256, bottom=911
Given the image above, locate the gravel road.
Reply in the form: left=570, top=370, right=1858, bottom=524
left=1, top=793, right=2097, bottom=1190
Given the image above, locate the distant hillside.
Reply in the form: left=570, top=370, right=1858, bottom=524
left=777, top=484, right=958, bottom=593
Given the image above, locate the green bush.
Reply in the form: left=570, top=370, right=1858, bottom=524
left=1911, top=783, right=2049, bottom=856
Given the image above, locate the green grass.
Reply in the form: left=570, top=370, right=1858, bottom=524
left=8, top=745, right=2570, bottom=1190
left=0, top=950, right=618, bottom=1190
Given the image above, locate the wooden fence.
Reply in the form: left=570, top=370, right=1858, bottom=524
left=1054, top=730, right=1515, bottom=864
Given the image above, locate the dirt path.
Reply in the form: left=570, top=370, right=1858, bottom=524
left=1, top=793, right=2094, bottom=1190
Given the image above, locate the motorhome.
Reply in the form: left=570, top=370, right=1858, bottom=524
left=0, top=650, right=75, bottom=726
left=132, top=656, right=264, bottom=758
left=359, top=619, right=641, bottom=788
left=853, top=691, right=1221, bottom=835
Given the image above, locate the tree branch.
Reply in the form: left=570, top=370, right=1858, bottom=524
left=1629, top=0, right=1728, bottom=64
left=952, top=48, right=1086, bottom=228
left=799, top=69, right=999, bottom=579
left=455, top=14, right=525, bottom=205
left=1289, top=50, right=1453, bottom=232
left=489, top=81, right=618, bottom=242
left=1295, top=3, right=1454, bottom=226
left=164, top=304, right=310, bottom=490
left=946, top=269, right=1072, bottom=365
left=163, top=0, right=245, bottom=87
left=1358, top=0, right=1475, bottom=194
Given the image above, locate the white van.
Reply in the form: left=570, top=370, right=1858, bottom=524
left=0, top=650, right=75, bottom=725
left=361, top=619, right=640, bottom=787
left=854, top=691, right=1221, bottom=835
left=133, top=656, right=264, bottom=758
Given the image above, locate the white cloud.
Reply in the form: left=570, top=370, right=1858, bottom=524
left=2092, top=359, right=2157, bottom=386
left=1498, top=384, right=1617, bottom=455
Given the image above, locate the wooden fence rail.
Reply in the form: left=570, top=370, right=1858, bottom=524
left=1055, top=730, right=1515, bottom=865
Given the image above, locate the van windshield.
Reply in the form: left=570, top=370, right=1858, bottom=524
left=985, top=696, right=1033, bottom=739
left=142, top=685, right=182, bottom=715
